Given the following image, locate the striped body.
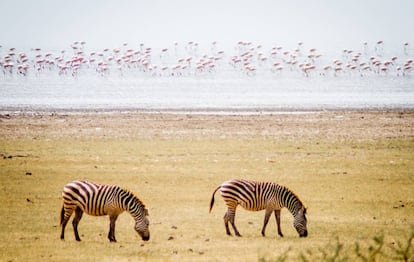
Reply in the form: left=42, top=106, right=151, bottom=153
left=60, top=180, right=149, bottom=242
left=210, top=179, right=307, bottom=237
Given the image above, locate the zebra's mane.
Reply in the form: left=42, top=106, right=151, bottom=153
left=279, top=184, right=307, bottom=213
left=120, top=187, right=146, bottom=208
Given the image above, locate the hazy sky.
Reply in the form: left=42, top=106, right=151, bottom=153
left=1, top=0, right=413, bottom=53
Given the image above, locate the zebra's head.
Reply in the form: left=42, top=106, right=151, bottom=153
left=294, top=207, right=308, bottom=237
left=135, top=208, right=150, bottom=241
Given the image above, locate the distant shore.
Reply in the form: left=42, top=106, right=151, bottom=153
left=1, top=105, right=413, bottom=116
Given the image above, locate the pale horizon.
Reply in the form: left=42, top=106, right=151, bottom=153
left=1, top=0, right=413, bottom=54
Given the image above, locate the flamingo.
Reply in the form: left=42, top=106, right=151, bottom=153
left=403, top=42, right=409, bottom=56
left=334, top=66, right=342, bottom=76
left=0, top=40, right=411, bottom=78
left=363, top=42, right=368, bottom=55
left=375, top=40, right=384, bottom=57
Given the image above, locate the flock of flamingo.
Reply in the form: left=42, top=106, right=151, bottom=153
left=0, top=41, right=413, bottom=78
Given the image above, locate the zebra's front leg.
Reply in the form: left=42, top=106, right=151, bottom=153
left=274, top=209, right=284, bottom=237
left=108, top=214, right=119, bottom=242
left=72, top=207, right=84, bottom=241
left=261, top=209, right=272, bottom=237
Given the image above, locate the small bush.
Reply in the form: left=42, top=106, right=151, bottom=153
left=261, top=227, right=414, bottom=262
left=387, top=227, right=414, bottom=262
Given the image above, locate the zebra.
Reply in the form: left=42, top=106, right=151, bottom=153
left=60, top=180, right=150, bottom=242
left=209, top=179, right=308, bottom=238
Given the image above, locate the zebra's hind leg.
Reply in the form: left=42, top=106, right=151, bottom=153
left=72, top=207, right=84, bottom=241
left=224, top=207, right=241, bottom=237
left=223, top=211, right=232, bottom=236
left=61, top=220, right=68, bottom=240
left=60, top=206, right=74, bottom=240
left=61, top=219, right=70, bottom=240
left=108, top=214, right=119, bottom=242
left=230, top=214, right=241, bottom=237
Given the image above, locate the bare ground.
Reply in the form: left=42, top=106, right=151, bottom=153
left=1, top=110, right=413, bottom=140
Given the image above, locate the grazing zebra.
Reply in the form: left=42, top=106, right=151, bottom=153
left=60, top=180, right=150, bottom=242
left=209, top=179, right=308, bottom=238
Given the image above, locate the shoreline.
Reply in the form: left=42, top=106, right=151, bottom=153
left=1, top=105, right=413, bottom=116
left=1, top=107, right=413, bottom=141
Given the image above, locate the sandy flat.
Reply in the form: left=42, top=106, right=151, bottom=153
left=1, top=109, right=413, bottom=140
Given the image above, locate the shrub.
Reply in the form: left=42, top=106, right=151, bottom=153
left=261, top=227, right=413, bottom=262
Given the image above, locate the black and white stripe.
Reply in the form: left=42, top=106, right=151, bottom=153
left=210, top=179, right=307, bottom=237
left=60, top=180, right=150, bottom=242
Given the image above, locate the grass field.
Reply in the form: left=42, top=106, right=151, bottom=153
left=0, top=111, right=413, bottom=261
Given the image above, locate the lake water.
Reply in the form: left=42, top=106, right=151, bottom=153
left=1, top=73, right=413, bottom=112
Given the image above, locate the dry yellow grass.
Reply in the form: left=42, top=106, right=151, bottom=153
left=0, top=111, right=413, bottom=261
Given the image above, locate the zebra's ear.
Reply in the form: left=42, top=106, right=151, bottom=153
left=144, top=208, right=149, bottom=216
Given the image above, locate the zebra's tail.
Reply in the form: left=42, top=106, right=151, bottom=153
left=60, top=205, right=65, bottom=226
left=209, top=186, right=221, bottom=213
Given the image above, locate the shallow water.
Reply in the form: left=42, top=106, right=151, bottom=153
left=1, top=72, right=413, bottom=111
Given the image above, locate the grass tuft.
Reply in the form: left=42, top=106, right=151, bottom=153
left=262, top=228, right=414, bottom=262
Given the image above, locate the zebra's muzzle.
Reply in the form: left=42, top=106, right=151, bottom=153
left=142, top=236, right=150, bottom=241
left=300, top=230, right=308, bottom=238
left=142, top=234, right=150, bottom=241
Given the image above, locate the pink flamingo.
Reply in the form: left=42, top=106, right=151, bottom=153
left=403, top=42, right=409, bottom=56
left=375, top=40, right=384, bottom=56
